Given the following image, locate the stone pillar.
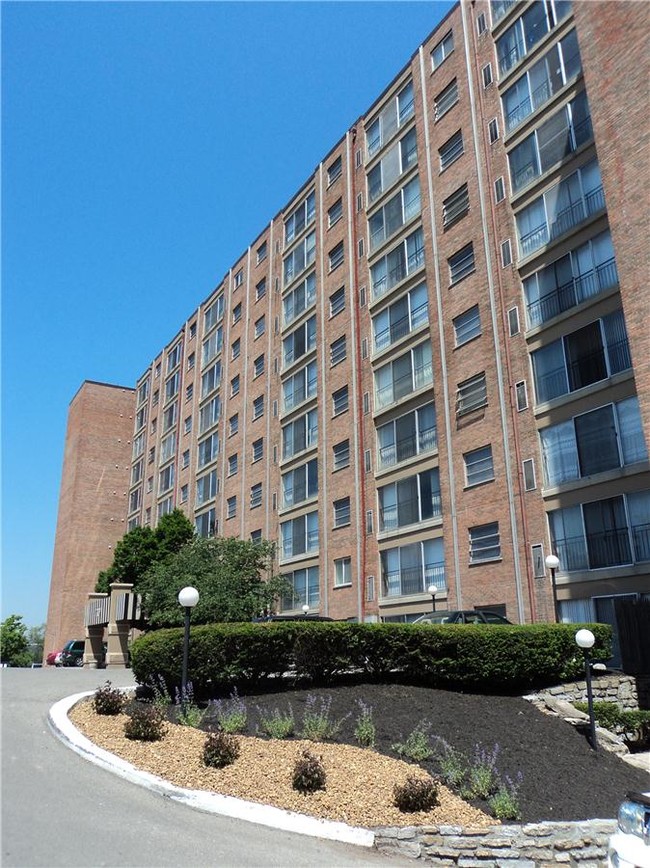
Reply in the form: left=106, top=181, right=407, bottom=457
left=106, top=582, right=133, bottom=668
left=84, top=592, right=109, bottom=668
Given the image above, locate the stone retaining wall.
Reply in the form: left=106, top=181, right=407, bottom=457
left=374, top=819, right=616, bottom=866
left=544, top=674, right=639, bottom=711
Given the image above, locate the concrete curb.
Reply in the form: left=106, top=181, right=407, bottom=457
left=48, top=690, right=375, bottom=848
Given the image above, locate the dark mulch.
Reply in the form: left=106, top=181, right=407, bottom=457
left=187, top=682, right=649, bottom=824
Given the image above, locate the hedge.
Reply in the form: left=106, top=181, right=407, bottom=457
left=130, top=621, right=612, bottom=697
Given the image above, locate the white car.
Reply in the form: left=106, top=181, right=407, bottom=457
left=608, top=791, right=650, bottom=868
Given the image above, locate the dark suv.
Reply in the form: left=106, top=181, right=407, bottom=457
left=60, top=640, right=86, bottom=667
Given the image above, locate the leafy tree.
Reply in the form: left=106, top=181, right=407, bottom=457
left=139, top=536, right=288, bottom=628
left=0, top=615, right=31, bottom=667
left=154, top=509, right=195, bottom=560
left=27, top=624, right=46, bottom=664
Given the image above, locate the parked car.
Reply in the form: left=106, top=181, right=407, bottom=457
left=413, top=610, right=512, bottom=625
left=59, top=640, right=86, bottom=667
left=45, top=649, right=62, bottom=666
left=608, top=790, right=650, bottom=867
left=253, top=614, right=334, bottom=622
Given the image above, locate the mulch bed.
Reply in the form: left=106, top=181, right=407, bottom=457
left=178, top=682, right=649, bottom=823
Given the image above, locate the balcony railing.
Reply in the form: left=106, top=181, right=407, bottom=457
left=527, top=258, right=618, bottom=327
left=379, top=493, right=442, bottom=532
left=520, top=184, right=605, bottom=258
left=555, top=524, right=650, bottom=572
left=382, top=562, right=445, bottom=598
left=372, top=245, right=425, bottom=302
left=375, top=360, right=433, bottom=410
left=378, top=425, right=437, bottom=469
left=374, top=301, right=428, bottom=352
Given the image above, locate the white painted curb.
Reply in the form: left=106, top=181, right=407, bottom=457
left=48, top=691, right=375, bottom=848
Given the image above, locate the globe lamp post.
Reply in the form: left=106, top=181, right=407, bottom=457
left=178, top=586, right=199, bottom=699
left=545, top=554, right=561, bottom=623
left=575, top=628, right=598, bottom=751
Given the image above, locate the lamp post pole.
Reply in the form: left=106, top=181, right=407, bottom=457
left=427, top=584, right=438, bottom=613
left=545, top=554, right=561, bottom=623
left=575, top=629, right=598, bottom=751
left=178, top=587, right=199, bottom=699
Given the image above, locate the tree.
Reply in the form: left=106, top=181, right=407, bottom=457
left=139, top=536, right=289, bottom=629
left=154, top=509, right=195, bottom=560
left=27, top=624, right=46, bottom=665
left=0, top=615, right=31, bottom=667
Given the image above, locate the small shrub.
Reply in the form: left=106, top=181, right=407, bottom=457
left=394, top=775, right=439, bottom=813
left=257, top=706, right=295, bottom=739
left=574, top=701, right=650, bottom=748
left=92, top=681, right=125, bottom=716
left=464, top=744, right=500, bottom=800
left=488, top=773, right=523, bottom=820
left=392, top=722, right=433, bottom=762
left=174, top=682, right=205, bottom=728
left=211, top=688, right=248, bottom=733
left=124, top=705, right=166, bottom=741
left=292, top=750, right=327, bottom=793
left=203, top=730, right=240, bottom=768
left=432, top=737, right=467, bottom=789
left=353, top=700, right=376, bottom=749
left=300, top=694, right=348, bottom=741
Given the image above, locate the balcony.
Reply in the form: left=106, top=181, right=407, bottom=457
left=379, top=493, right=442, bottom=532
left=374, top=301, right=428, bottom=353
left=382, top=562, right=445, bottom=598
left=527, top=258, right=618, bottom=328
left=375, top=359, right=433, bottom=410
left=555, top=524, right=650, bottom=572
left=378, top=425, right=437, bottom=470
left=519, top=185, right=605, bottom=259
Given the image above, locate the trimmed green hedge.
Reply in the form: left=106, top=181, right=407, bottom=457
left=130, top=621, right=612, bottom=696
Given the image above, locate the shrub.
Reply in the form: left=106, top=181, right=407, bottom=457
left=257, top=706, right=295, bottom=739
left=300, top=694, right=348, bottom=741
left=353, top=700, right=376, bottom=749
left=394, top=775, right=439, bottom=813
left=92, top=681, right=125, bottom=716
left=124, top=705, right=166, bottom=741
left=488, top=773, right=523, bottom=820
left=392, top=723, right=433, bottom=762
left=211, top=688, right=247, bottom=733
left=574, top=701, right=650, bottom=747
left=432, top=737, right=467, bottom=789
left=292, top=750, right=326, bottom=793
left=464, top=744, right=500, bottom=800
left=174, top=681, right=205, bottom=728
left=203, top=730, right=240, bottom=768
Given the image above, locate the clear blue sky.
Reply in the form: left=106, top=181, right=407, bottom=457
left=2, top=1, right=453, bottom=628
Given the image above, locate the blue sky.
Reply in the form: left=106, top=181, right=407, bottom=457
left=2, top=1, right=453, bottom=628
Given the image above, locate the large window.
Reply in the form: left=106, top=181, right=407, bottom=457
left=282, top=459, right=318, bottom=508
left=283, top=316, right=316, bottom=367
left=281, top=566, right=320, bottom=611
left=531, top=310, right=631, bottom=404
left=523, top=230, right=617, bottom=328
left=448, top=243, right=475, bottom=284
left=372, top=283, right=428, bottom=352
left=283, top=272, right=316, bottom=327
left=439, top=130, right=464, bottom=171
left=198, top=432, right=219, bottom=468
left=201, top=326, right=223, bottom=368
left=282, top=361, right=317, bottom=413
left=432, top=30, right=454, bottom=69
left=195, top=508, right=216, bottom=538
left=204, top=295, right=224, bottom=332
left=282, top=409, right=318, bottom=460
left=160, top=431, right=176, bottom=463
left=366, top=80, right=414, bottom=158
left=162, top=401, right=177, bottom=432
left=284, top=190, right=316, bottom=245
left=376, top=402, right=437, bottom=469
left=370, top=227, right=424, bottom=301
left=496, top=1, right=571, bottom=77
left=280, top=511, right=319, bottom=560
left=201, top=362, right=222, bottom=399
left=284, top=230, right=316, bottom=286
left=159, top=464, right=175, bottom=494
left=374, top=341, right=433, bottom=410
left=381, top=539, right=445, bottom=598
left=196, top=470, right=217, bottom=506
left=198, top=395, right=221, bottom=434
left=540, top=397, right=648, bottom=486
left=453, top=305, right=481, bottom=346
left=464, top=445, right=494, bottom=486
left=367, top=128, right=417, bottom=204
left=378, top=468, right=441, bottom=531
left=368, top=178, right=421, bottom=251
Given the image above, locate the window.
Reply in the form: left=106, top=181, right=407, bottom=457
left=372, top=282, right=428, bottom=352
left=284, top=230, right=316, bottom=286
left=501, top=239, right=512, bottom=268
left=131, top=459, right=143, bottom=486
left=230, top=375, right=240, bottom=397
left=330, top=335, right=346, bottom=366
left=253, top=395, right=265, bottom=419
left=251, top=529, right=262, bottom=545
left=334, top=557, right=352, bottom=587
left=366, top=510, right=374, bottom=535
left=148, top=446, right=155, bottom=464
left=449, top=242, right=475, bottom=284
left=283, top=316, right=316, bottom=367
left=442, top=183, right=469, bottom=228
left=328, top=199, right=343, bottom=227
left=282, top=409, right=318, bottom=459
left=161, top=431, right=177, bottom=463
left=283, top=273, right=316, bottom=327
left=232, top=303, right=242, bottom=325
left=129, top=488, right=141, bottom=514
left=434, top=79, right=459, bottom=120
left=179, top=484, right=188, bottom=504
left=252, top=438, right=264, bottom=462
left=515, top=381, right=528, bottom=411
left=132, top=432, right=144, bottom=460
left=508, top=306, right=520, bottom=336
left=280, top=565, right=320, bottom=610
left=374, top=341, right=433, bottom=410
left=376, top=404, right=436, bottom=469
left=155, top=363, right=161, bottom=379
left=250, top=483, right=263, bottom=509
left=378, top=468, right=441, bottom=531
left=184, top=416, right=192, bottom=435
left=368, top=178, right=421, bottom=250
left=226, top=496, right=237, bottom=519
left=157, top=497, right=173, bottom=519
left=256, top=241, right=267, bottom=264
left=201, top=362, right=222, bottom=399
left=381, top=538, right=445, bottom=598
left=332, top=385, right=349, bottom=416
left=195, top=508, right=216, bottom=539
left=165, top=371, right=180, bottom=402
left=327, top=156, right=342, bottom=185
left=333, top=440, right=350, bottom=470
left=202, top=327, right=223, bottom=367
left=231, top=338, right=241, bottom=360
left=253, top=355, right=264, bottom=378
left=187, top=352, right=195, bottom=371
left=285, top=190, right=316, bottom=244
left=185, top=384, right=194, bottom=404
left=159, top=464, right=174, bottom=493
left=356, top=192, right=363, bottom=212
left=198, top=395, right=220, bottom=434
left=366, top=575, right=375, bottom=602
left=366, top=80, right=414, bottom=157
left=280, top=511, right=319, bottom=560
left=162, top=401, right=178, bottom=432
left=227, top=454, right=238, bottom=477
left=234, top=269, right=243, bottom=288
left=488, top=118, right=499, bottom=143
left=135, top=405, right=147, bottom=431
left=370, top=227, right=424, bottom=301
left=439, top=130, right=464, bottom=171
left=330, top=287, right=345, bottom=317
left=469, top=522, right=501, bottom=562
left=494, top=177, right=506, bottom=203
left=432, top=30, right=454, bottom=69
left=196, top=470, right=217, bottom=506
left=137, top=380, right=150, bottom=406
left=150, top=418, right=157, bottom=435
left=282, top=458, right=318, bottom=508
left=147, top=475, right=154, bottom=492
left=229, top=412, right=239, bottom=436
left=255, top=315, right=265, bottom=338
left=283, top=361, right=317, bottom=412
left=334, top=497, right=351, bottom=527
left=496, top=2, right=571, bottom=77
left=329, top=241, right=344, bottom=271
left=364, top=449, right=372, bottom=473
left=464, top=445, right=494, bottom=486
left=456, top=372, right=487, bottom=416
left=477, top=12, right=487, bottom=34
left=453, top=305, right=481, bottom=346
left=198, top=433, right=219, bottom=468
left=167, top=342, right=182, bottom=372
left=256, top=278, right=267, bottom=301
left=523, top=458, right=536, bottom=491
left=204, top=295, right=224, bottom=331
left=482, top=63, right=493, bottom=88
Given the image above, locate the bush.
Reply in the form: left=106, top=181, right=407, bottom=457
left=393, top=775, right=439, bottom=813
left=124, top=705, right=166, bottom=741
left=257, top=706, right=295, bottom=739
left=203, top=730, right=240, bottom=768
left=292, top=750, right=326, bottom=793
left=392, top=723, right=433, bottom=762
left=92, top=681, right=125, bottom=716
left=574, top=701, right=650, bottom=747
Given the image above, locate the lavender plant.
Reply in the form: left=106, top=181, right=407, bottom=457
left=174, top=681, right=205, bottom=728
left=432, top=736, right=467, bottom=789
left=257, top=705, right=295, bottom=739
left=353, top=699, right=376, bottom=749
left=300, top=694, right=349, bottom=741
left=392, top=722, right=433, bottom=762
left=211, top=688, right=248, bottom=733
left=464, top=743, right=500, bottom=799
left=488, top=772, right=523, bottom=820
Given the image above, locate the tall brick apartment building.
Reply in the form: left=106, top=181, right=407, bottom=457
left=47, top=1, right=650, bottom=647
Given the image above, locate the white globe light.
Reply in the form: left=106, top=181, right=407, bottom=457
left=178, top=586, right=200, bottom=608
left=302, top=604, right=310, bottom=615
left=545, top=554, right=560, bottom=570
left=575, top=628, right=595, bottom=649
left=427, top=584, right=438, bottom=596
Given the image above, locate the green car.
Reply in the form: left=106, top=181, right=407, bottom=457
left=60, top=640, right=86, bottom=667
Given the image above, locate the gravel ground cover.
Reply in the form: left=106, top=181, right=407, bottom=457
left=70, top=681, right=650, bottom=827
